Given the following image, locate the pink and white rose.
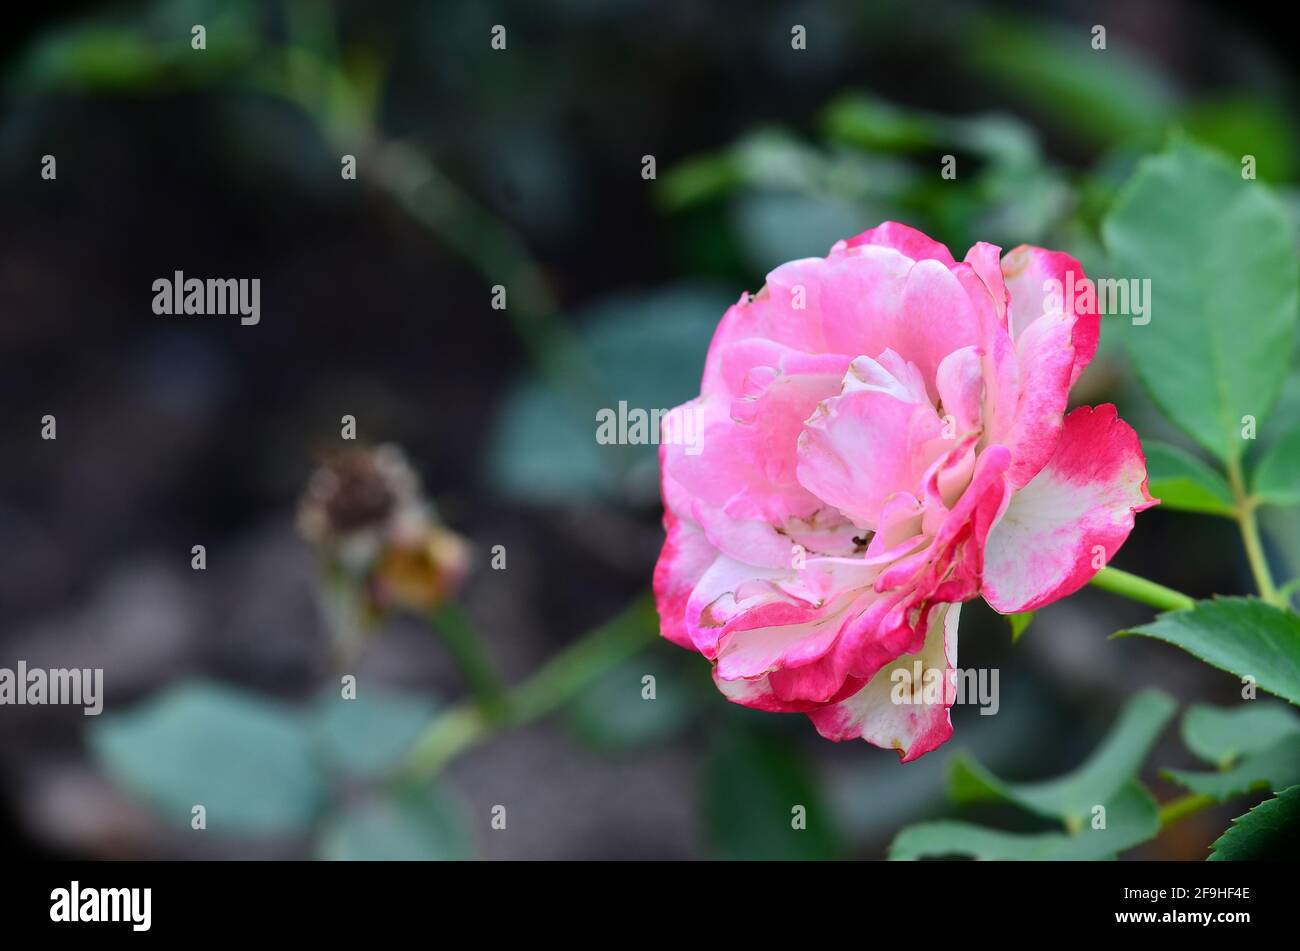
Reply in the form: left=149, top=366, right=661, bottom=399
left=654, top=222, right=1156, bottom=761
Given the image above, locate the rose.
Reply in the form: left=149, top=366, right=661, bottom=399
left=654, top=222, right=1155, bottom=761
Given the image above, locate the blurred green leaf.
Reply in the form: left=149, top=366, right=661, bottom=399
left=949, top=689, right=1176, bottom=829
left=731, top=192, right=868, bottom=274
left=1165, top=735, right=1300, bottom=801
left=822, top=92, right=1041, bottom=169
left=317, top=783, right=472, bottom=860
left=8, top=1, right=260, bottom=94
left=1253, top=423, right=1300, bottom=507
left=661, top=127, right=913, bottom=218
left=703, top=725, right=841, bottom=860
left=1183, top=98, right=1299, bottom=184
left=1103, top=139, right=1299, bottom=463
left=1180, top=702, right=1300, bottom=768
left=90, top=680, right=324, bottom=835
left=950, top=114, right=1042, bottom=170
left=1142, top=441, right=1236, bottom=517
left=310, top=686, right=439, bottom=779
left=489, top=384, right=615, bottom=501
left=820, top=92, right=944, bottom=153
left=1008, top=611, right=1035, bottom=643
left=13, top=29, right=172, bottom=89
left=660, top=130, right=826, bottom=212
left=658, top=152, right=742, bottom=213
left=1209, top=785, right=1300, bottom=860
left=565, top=658, right=695, bottom=754
left=964, top=20, right=1177, bottom=148
left=890, top=781, right=1159, bottom=860
left=969, top=161, right=1071, bottom=247
left=487, top=284, right=731, bottom=503
left=1119, top=598, right=1300, bottom=704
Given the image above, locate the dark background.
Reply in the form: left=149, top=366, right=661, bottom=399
left=1, top=0, right=1296, bottom=860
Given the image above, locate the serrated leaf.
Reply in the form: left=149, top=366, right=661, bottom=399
left=949, top=689, right=1176, bottom=828
left=1119, top=597, right=1300, bottom=705
left=1102, top=139, right=1299, bottom=462
left=1164, top=734, right=1300, bottom=801
left=89, top=680, right=324, bottom=835
left=1142, top=441, right=1236, bottom=517
left=889, top=781, right=1159, bottom=860
left=1253, top=423, right=1300, bottom=507
left=1209, top=785, right=1300, bottom=860
left=317, top=783, right=472, bottom=860
left=1180, top=702, right=1300, bottom=768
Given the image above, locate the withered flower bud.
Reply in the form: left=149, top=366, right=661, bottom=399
left=297, top=444, right=469, bottom=616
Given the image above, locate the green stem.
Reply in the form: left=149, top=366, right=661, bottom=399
left=1089, top=567, right=1196, bottom=613
left=399, top=596, right=657, bottom=781
left=1157, top=792, right=1217, bottom=828
left=430, top=603, right=507, bottom=720
left=1227, top=459, right=1282, bottom=606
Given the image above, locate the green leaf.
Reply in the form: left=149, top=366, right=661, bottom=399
left=1118, top=597, right=1300, bottom=705
left=1142, top=441, right=1236, bottom=517
left=1164, top=734, right=1300, bottom=801
left=949, top=689, right=1176, bottom=829
left=1102, top=139, right=1299, bottom=462
left=657, top=151, right=741, bottom=211
left=317, top=784, right=472, bottom=860
left=1209, top=785, right=1300, bottom=860
left=1180, top=702, right=1300, bottom=768
left=565, top=658, right=695, bottom=753
left=1183, top=98, right=1299, bottom=184
left=1008, top=611, right=1035, bottom=643
left=310, top=686, right=439, bottom=779
left=703, top=725, right=841, bottom=860
left=10, top=2, right=261, bottom=94
left=820, top=92, right=944, bottom=153
left=963, top=21, right=1177, bottom=148
left=889, top=781, right=1159, bottom=860
left=660, top=130, right=828, bottom=211
left=1253, top=423, right=1300, bottom=507
left=89, top=680, right=324, bottom=835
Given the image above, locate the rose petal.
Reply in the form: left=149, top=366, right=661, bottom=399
left=807, top=602, right=961, bottom=762
left=796, top=358, right=946, bottom=529
left=982, top=404, right=1157, bottom=614
left=838, top=220, right=958, bottom=267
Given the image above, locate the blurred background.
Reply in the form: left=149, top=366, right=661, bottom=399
left=1, top=0, right=1297, bottom=860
